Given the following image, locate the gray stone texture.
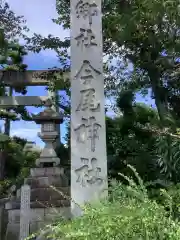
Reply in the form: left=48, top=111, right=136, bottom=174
left=19, top=184, right=31, bottom=240
left=0, top=69, right=69, bottom=86
left=32, top=107, right=63, bottom=167
left=0, top=96, right=52, bottom=107
left=70, top=0, right=108, bottom=216
left=0, top=206, right=8, bottom=240
left=30, top=167, right=65, bottom=177
left=5, top=167, right=70, bottom=240
left=24, top=175, right=68, bottom=188
left=5, top=223, right=19, bottom=240
left=47, top=88, right=61, bottom=148
left=5, top=207, right=71, bottom=240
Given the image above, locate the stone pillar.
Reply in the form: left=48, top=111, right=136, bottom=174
left=70, top=0, right=108, bottom=216
left=19, top=185, right=30, bottom=240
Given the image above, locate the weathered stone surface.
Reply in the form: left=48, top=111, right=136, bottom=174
left=7, top=207, right=70, bottom=225
left=16, top=189, right=21, bottom=199
left=29, top=221, right=47, bottom=234
left=28, top=187, right=70, bottom=201
left=36, top=156, right=60, bottom=167
left=5, top=223, right=19, bottom=240
left=70, top=0, right=108, bottom=216
left=24, top=176, right=69, bottom=188
left=0, top=96, right=52, bottom=107
left=47, top=89, right=61, bottom=149
left=0, top=207, right=5, bottom=240
left=19, top=184, right=30, bottom=240
left=5, top=165, right=70, bottom=239
left=30, top=167, right=64, bottom=177
left=6, top=200, right=70, bottom=210
left=0, top=69, right=70, bottom=86
left=33, top=227, right=54, bottom=240
left=32, top=107, right=63, bottom=168
left=32, top=107, right=63, bottom=124
left=44, top=207, right=71, bottom=220
left=33, top=199, right=70, bottom=208
left=8, top=209, right=44, bottom=224
left=1, top=210, right=8, bottom=240
left=0, top=198, right=9, bottom=207
left=8, top=209, right=20, bottom=223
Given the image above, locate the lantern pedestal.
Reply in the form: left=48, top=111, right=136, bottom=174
left=36, top=132, right=60, bottom=167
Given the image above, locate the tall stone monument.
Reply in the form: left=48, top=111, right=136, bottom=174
left=70, top=0, right=108, bottom=216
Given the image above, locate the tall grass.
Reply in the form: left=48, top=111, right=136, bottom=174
left=30, top=165, right=180, bottom=240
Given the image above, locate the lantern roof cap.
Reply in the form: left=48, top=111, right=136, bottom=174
left=32, top=106, right=63, bottom=124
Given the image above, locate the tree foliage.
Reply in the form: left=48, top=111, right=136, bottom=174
left=107, top=91, right=160, bottom=182
left=0, top=1, right=33, bottom=182
left=0, top=1, right=28, bottom=40
left=103, top=0, right=180, bottom=126
left=0, top=1, right=33, bottom=136
left=0, top=137, right=39, bottom=196
left=50, top=0, right=180, bottom=128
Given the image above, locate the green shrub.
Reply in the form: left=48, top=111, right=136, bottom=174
left=0, top=139, right=39, bottom=197
left=41, top=166, right=180, bottom=240
left=0, top=179, right=12, bottom=197
left=150, top=183, right=180, bottom=221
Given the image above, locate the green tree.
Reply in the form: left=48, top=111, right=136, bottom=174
left=0, top=41, right=31, bottom=135
left=0, top=1, right=28, bottom=40
left=22, top=0, right=180, bottom=184
left=0, top=1, right=31, bottom=180
left=107, top=91, right=161, bottom=182
left=106, top=89, right=180, bottom=184
left=47, top=0, right=180, bottom=184
left=0, top=1, right=31, bottom=136
left=43, top=0, right=180, bottom=129
left=102, top=0, right=180, bottom=128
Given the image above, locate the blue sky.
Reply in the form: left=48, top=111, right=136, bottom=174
left=1, top=0, right=154, bottom=147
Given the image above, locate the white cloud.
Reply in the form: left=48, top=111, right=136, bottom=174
left=0, top=118, right=43, bottom=146
left=10, top=121, right=44, bottom=146
left=6, top=0, right=68, bottom=38
left=11, top=128, right=38, bottom=140
left=6, top=0, right=69, bottom=59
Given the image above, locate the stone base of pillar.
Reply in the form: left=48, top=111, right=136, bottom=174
left=4, top=167, right=71, bottom=240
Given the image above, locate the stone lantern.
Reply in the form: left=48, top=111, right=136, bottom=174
left=32, top=106, right=63, bottom=167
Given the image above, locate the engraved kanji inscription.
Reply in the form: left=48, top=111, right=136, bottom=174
left=76, top=0, right=98, bottom=24
left=74, top=116, right=101, bottom=152
left=75, top=60, right=101, bottom=85
left=75, top=157, right=103, bottom=187
left=76, top=88, right=100, bottom=112
left=75, top=28, right=97, bottom=48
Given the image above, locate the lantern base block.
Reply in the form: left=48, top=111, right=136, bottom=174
left=36, top=157, right=60, bottom=167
